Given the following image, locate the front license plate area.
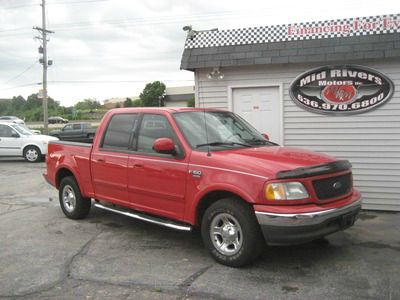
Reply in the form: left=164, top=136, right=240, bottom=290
left=340, top=212, right=357, bottom=229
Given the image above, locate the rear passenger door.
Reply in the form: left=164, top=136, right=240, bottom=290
left=128, top=113, right=188, bottom=220
left=91, top=114, right=138, bottom=206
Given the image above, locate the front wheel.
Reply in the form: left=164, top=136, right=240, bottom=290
left=23, top=146, right=42, bottom=163
left=201, top=198, right=264, bottom=267
left=59, top=176, right=91, bottom=219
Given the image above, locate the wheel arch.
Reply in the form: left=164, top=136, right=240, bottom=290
left=22, top=143, right=44, bottom=156
left=56, top=167, right=75, bottom=189
left=195, top=189, right=252, bottom=227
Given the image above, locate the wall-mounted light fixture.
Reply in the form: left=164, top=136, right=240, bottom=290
left=183, top=26, right=218, bottom=40
left=183, top=25, right=195, bottom=40
left=207, top=67, right=224, bottom=80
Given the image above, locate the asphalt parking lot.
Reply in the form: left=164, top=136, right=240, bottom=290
left=1, top=159, right=399, bottom=300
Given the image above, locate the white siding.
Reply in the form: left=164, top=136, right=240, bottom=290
left=196, top=60, right=400, bottom=211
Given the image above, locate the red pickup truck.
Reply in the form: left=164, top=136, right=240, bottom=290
left=44, top=107, right=362, bottom=267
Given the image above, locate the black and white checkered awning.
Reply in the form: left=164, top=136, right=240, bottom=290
left=184, top=14, right=400, bottom=49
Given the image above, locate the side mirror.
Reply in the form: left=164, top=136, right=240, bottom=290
left=262, top=133, right=270, bottom=140
left=11, top=131, right=20, bottom=138
left=152, top=138, right=176, bottom=155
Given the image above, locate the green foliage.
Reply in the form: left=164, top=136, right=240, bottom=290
left=115, top=103, right=121, bottom=108
left=0, top=94, right=106, bottom=122
left=75, top=98, right=101, bottom=111
left=187, top=97, right=195, bottom=107
left=0, top=93, right=65, bottom=121
left=132, top=99, right=142, bottom=107
left=124, top=98, right=133, bottom=107
left=139, top=81, right=166, bottom=107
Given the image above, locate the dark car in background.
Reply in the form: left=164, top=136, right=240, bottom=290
left=48, top=116, right=69, bottom=124
left=49, top=122, right=96, bottom=142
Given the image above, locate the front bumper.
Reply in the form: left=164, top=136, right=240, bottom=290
left=255, top=197, right=362, bottom=245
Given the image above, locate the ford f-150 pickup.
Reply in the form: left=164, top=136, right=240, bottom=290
left=44, top=107, right=362, bottom=267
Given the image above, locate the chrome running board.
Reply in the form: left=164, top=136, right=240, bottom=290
left=93, top=202, right=192, bottom=231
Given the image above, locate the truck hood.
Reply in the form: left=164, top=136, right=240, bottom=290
left=206, top=146, right=336, bottom=179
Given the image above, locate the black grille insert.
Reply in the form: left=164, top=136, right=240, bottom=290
left=312, top=173, right=352, bottom=200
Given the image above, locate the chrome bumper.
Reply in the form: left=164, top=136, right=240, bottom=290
left=255, top=199, right=362, bottom=227
left=255, top=199, right=362, bottom=245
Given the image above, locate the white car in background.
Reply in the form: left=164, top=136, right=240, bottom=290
left=0, top=122, right=58, bottom=162
left=0, top=116, right=25, bottom=125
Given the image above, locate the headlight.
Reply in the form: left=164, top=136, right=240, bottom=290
left=265, top=182, right=309, bottom=201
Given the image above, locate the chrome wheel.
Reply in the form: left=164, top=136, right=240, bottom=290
left=25, top=148, right=39, bottom=162
left=210, top=213, right=243, bottom=256
left=62, top=185, right=76, bottom=213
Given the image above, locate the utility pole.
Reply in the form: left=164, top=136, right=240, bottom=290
left=33, top=0, right=54, bottom=135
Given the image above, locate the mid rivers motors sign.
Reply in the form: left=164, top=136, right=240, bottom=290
left=289, top=65, right=394, bottom=114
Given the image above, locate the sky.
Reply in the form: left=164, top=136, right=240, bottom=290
left=0, top=0, right=399, bottom=106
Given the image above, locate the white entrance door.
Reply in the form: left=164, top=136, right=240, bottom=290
left=232, top=86, right=282, bottom=144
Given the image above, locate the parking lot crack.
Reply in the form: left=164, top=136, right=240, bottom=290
left=66, top=229, right=104, bottom=278
left=1, top=229, right=104, bottom=299
left=177, top=264, right=214, bottom=299
left=0, top=205, right=33, bottom=216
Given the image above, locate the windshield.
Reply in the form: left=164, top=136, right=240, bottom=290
left=173, top=111, right=273, bottom=150
left=11, top=124, right=33, bottom=136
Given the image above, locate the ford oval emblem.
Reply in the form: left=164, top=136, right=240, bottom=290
left=333, top=182, right=342, bottom=189
left=289, top=65, right=394, bottom=115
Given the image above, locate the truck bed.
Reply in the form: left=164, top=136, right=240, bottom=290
left=45, top=140, right=94, bottom=197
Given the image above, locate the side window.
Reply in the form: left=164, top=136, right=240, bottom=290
left=0, top=125, right=14, bottom=137
left=101, top=114, right=138, bottom=150
left=64, top=124, right=73, bottom=131
left=72, top=124, right=81, bottom=130
left=137, top=114, right=176, bottom=154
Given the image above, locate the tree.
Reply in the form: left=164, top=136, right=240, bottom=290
left=115, top=103, right=121, bottom=108
left=124, top=98, right=133, bottom=107
left=187, top=97, right=195, bottom=107
left=132, top=99, right=142, bottom=107
left=11, top=95, right=26, bottom=111
left=75, top=98, right=101, bottom=110
left=139, top=81, right=166, bottom=107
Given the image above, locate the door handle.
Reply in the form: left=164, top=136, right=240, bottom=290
left=96, top=158, right=105, bottom=163
left=133, top=164, right=143, bottom=168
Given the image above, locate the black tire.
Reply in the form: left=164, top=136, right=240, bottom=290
left=59, top=176, right=91, bottom=219
left=201, top=198, right=265, bottom=267
left=23, top=145, right=43, bottom=163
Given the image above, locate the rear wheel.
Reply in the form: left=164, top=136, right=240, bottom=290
left=201, top=198, right=264, bottom=267
left=23, top=146, right=42, bottom=163
left=59, top=176, right=91, bottom=219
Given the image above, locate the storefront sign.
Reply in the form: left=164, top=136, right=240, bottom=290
left=289, top=65, right=394, bottom=114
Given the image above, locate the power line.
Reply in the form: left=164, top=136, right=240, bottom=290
left=0, top=3, right=372, bottom=34
left=48, top=0, right=109, bottom=5
left=3, top=61, right=38, bottom=84
left=0, top=0, right=107, bottom=9
left=0, top=82, right=40, bottom=91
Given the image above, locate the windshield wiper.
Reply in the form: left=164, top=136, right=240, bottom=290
left=196, top=141, right=252, bottom=148
left=245, top=138, right=279, bottom=146
left=246, top=138, right=268, bottom=145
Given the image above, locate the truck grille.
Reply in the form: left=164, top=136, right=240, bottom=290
left=312, top=173, right=352, bottom=200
